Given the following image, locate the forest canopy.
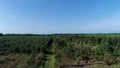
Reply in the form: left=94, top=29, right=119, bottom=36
left=0, top=34, right=120, bottom=68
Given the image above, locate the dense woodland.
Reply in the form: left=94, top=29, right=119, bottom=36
left=0, top=33, right=120, bottom=68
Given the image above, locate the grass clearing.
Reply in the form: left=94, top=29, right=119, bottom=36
left=44, top=54, right=55, bottom=68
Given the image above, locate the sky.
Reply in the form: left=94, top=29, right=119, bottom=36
left=0, top=0, right=120, bottom=34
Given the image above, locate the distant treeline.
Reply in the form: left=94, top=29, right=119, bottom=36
left=1, top=33, right=120, bottom=36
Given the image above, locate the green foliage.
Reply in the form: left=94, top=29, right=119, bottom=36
left=0, top=33, right=3, bottom=36
left=25, top=54, right=35, bottom=66
left=0, top=34, right=120, bottom=68
left=74, top=50, right=81, bottom=59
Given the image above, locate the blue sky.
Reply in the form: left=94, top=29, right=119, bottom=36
left=0, top=0, right=120, bottom=34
